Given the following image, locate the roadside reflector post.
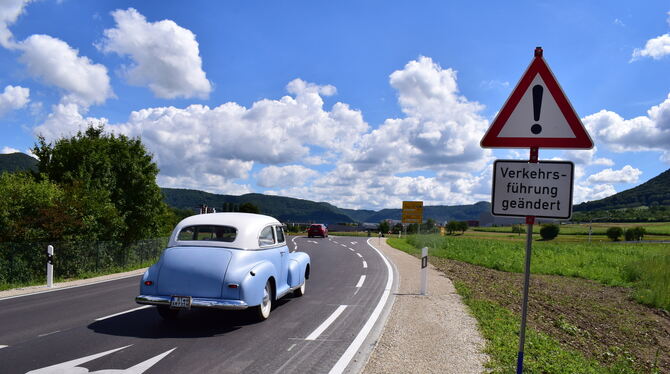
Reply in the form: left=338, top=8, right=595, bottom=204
left=46, top=245, right=54, bottom=288
left=420, top=247, right=428, bottom=295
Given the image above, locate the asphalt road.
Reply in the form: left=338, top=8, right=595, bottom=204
left=0, top=236, right=391, bottom=374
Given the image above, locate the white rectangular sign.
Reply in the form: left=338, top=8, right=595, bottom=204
left=492, top=160, right=574, bottom=219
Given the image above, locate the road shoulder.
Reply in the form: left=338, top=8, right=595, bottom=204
left=362, top=238, right=489, bottom=374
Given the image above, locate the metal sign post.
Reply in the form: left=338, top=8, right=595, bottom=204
left=481, top=47, right=594, bottom=373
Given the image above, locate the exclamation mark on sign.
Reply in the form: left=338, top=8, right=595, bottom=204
left=531, top=85, right=543, bottom=135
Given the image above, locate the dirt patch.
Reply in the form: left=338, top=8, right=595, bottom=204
left=430, top=257, right=670, bottom=373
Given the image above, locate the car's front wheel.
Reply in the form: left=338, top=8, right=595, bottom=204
left=293, top=280, right=306, bottom=297
left=157, top=306, right=179, bottom=321
left=252, top=280, right=273, bottom=321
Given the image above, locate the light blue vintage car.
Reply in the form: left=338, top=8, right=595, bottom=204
left=136, top=212, right=310, bottom=321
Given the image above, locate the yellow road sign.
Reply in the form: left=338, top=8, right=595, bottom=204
left=402, top=201, right=423, bottom=224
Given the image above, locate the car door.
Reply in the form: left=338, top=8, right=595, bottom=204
left=275, top=225, right=289, bottom=286
left=259, top=225, right=287, bottom=292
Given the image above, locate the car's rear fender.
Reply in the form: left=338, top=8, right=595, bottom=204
left=242, top=261, right=277, bottom=306
left=139, top=263, right=161, bottom=295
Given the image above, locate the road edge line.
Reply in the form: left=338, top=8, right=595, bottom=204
left=328, top=238, right=397, bottom=374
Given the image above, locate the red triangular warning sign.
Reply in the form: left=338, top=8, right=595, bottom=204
left=480, top=48, right=593, bottom=149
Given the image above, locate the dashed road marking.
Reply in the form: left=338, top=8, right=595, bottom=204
left=362, top=261, right=367, bottom=268
left=355, top=275, right=366, bottom=288
left=37, top=330, right=61, bottom=338
left=95, top=305, right=152, bottom=321
left=287, top=343, right=297, bottom=352
left=348, top=248, right=355, bottom=252
left=305, top=305, right=348, bottom=341
left=356, top=253, right=363, bottom=258
left=0, top=345, right=8, bottom=349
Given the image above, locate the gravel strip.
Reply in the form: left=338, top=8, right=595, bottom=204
left=362, top=238, right=489, bottom=374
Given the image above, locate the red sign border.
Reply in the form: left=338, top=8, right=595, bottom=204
left=480, top=54, right=593, bottom=149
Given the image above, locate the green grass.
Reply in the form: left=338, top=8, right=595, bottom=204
left=454, top=281, right=637, bottom=374
left=404, top=234, right=670, bottom=311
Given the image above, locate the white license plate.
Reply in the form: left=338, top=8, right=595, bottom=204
left=170, top=296, right=192, bottom=310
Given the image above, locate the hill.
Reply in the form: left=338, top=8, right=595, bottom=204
left=574, top=168, right=670, bottom=211
left=0, top=152, right=38, bottom=173
left=161, top=188, right=355, bottom=223
left=162, top=187, right=490, bottom=224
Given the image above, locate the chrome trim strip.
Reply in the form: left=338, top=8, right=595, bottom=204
left=136, top=295, right=248, bottom=310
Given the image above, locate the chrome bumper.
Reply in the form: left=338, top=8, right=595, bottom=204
left=136, top=295, right=249, bottom=310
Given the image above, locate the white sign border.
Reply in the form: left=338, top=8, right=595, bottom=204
left=491, top=159, right=574, bottom=219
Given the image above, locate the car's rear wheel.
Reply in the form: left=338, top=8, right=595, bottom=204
left=157, top=306, right=179, bottom=321
left=252, top=280, right=272, bottom=321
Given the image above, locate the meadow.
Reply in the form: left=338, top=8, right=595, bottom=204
left=387, top=232, right=670, bottom=373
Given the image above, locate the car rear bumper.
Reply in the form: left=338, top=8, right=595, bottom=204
left=136, top=295, right=249, bottom=310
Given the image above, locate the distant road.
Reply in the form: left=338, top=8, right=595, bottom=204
left=0, top=236, right=391, bottom=373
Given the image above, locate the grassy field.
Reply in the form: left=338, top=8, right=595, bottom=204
left=387, top=232, right=670, bottom=373
left=474, top=222, right=670, bottom=236
left=397, top=233, right=669, bottom=310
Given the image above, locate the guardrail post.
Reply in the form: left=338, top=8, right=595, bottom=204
left=420, top=247, right=428, bottom=295
left=46, top=245, right=54, bottom=288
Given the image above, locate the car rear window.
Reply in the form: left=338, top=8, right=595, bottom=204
left=310, top=225, right=322, bottom=229
left=177, top=225, right=237, bottom=242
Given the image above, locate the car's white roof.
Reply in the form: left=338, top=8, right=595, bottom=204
left=168, top=212, right=282, bottom=249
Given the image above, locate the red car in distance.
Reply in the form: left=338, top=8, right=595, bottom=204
left=307, top=224, right=328, bottom=238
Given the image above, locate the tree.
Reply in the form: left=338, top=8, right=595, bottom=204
left=539, top=223, right=560, bottom=240
left=625, top=226, right=646, bottom=241
left=32, top=124, right=169, bottom=244
left=457, top=221, right=469, bottom=234
left=239, top=202, right=260, bottom=214
left=606, top=227, right=623, bottom=241
left=512, top=224, right=524, bottom=236
left=393, top=223, right=403, bottom=234
left=378, top=220, right=390, bottom=234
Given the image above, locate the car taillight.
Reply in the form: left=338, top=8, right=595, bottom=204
left=144, top=280, right=153, bottom=286
left=228, top=284, right=239, bottom=289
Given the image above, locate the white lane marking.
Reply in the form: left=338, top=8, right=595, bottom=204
left=37, top=330, right=60, bottom=338
left=26, top=345, right=176, bottom=374
left=305, top=305, right=348, bottom=341
left=350, top=241, right=358, bottom=245
left=362, top=261, right=367, bottom=268
left=95, top=305, right=152, bottom=321
left=0, top=272, right=145, bottom=301
left=355, top=275, right=366, bottom=288
left=287, top=343, right=297, bottom=352
left=349, top=248, right=355, bottom=252
left=356, top=253, right=363, bottom=258
left=328, top=239, right=394, bottom=374
left=309, top=240, right=318, bottom=244
left=340, top=244, right=347, bottom=247
left=0, top=345, right=8, bottom=349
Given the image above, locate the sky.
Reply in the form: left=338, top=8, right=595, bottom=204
left=1, top=0, right=669, bottom=211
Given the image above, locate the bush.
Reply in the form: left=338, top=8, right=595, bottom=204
left=624, top=226, right=646, bottom=241
left=606, top=227, right=623, bottom=241
left=539, top=223, right=559, bottom=240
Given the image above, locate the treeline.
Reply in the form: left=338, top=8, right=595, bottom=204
left=0, top=125, right=186, bottom=286
left=0, top=125, right=181, bottom=245
left=571, top=205, right=670, bottom=223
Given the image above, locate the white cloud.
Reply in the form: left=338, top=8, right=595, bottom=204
left=158, top=174, right=252, bottom=196
left=33, top=102, right=108, bottom=141
left=0, top=85, right=29, bottom=116
left=0, top=0, right=29, bottom=49
left=573, top=183, right=617, bottom=204
left=99, top=8, right=211, bottom=99
left=17, top=34, right=113, bottom=107
left=586, top=165, right=642, bottom=184
left=1, top=146, right=20, bottom=154
left=349, top=56, right=491, bottom=174
left=632, top=33, right=670, bottom=60
left=256, top=165, right=319, bottom=188
left=583, top=94, right=670, bottom=161
left=562, top=147, right=613, bottom=166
